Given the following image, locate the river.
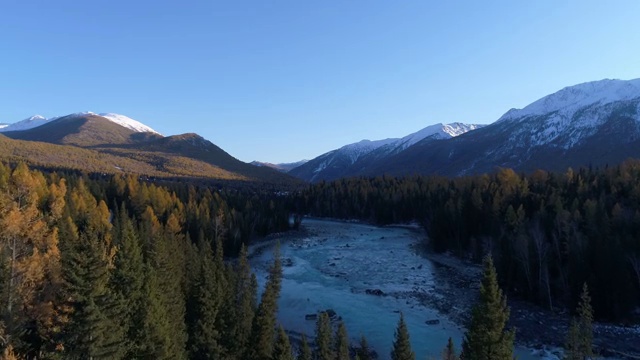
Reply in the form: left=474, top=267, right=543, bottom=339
left=249, top=218, right=557, bottom=360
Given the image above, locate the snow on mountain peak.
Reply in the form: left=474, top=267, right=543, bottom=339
left=339, top=138, right=398, bottom=164
left=493, top=78, right=640, bottom=149
left=0, top=115, right=53, bottom=132
left=499, top=78, right=640, bottom=121
left=98, top=113, right=160, bottom=135
left=396, top=122, right=483, bottom=150
left=0, top=112, right=160, bottom=134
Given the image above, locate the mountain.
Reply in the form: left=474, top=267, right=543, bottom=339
left=0, top=112, right=297, bottom=186
left=289, top=122, right=483, bottom=182
left=0, top=112, right=160, bottom=134
left=251, top=160, right=309, bottom=172
left=365, top=78, right=640, bottom=177
left=3, top=113, right=161, bottom=147
left=0, top=115, right=52, bottom=132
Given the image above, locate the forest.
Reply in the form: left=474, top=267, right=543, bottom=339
left=290, top=161, right=640, bottom=322
left=0, top=162, right=293, bottom=359
left=0, top=159, right=628, bottom=359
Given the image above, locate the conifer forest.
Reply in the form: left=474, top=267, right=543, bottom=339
left=0, top=161, right=637, bottom=359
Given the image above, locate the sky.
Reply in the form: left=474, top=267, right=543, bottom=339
left=1, top=1, right=639, bottom=163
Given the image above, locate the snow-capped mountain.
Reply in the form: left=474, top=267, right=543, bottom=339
left=98, top=113, right=160, bottom=134
left=251, top=160, right=309, bottom=172
left=0, top=115, right=53, bottom=132
left=363, top=78, right=640, bottom=178
left=496, top=78, right=640, bottom=149
left=289, top=122, right=482, bottom=182
left=0, top=112, right=160, bottom=134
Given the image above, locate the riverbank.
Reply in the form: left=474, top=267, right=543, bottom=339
left=251, top=218, right=639, bottom=359
left=413, top=247, right=640, bottom=359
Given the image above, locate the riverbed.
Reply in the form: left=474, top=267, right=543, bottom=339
left=249, top=219, right=556, bottom=359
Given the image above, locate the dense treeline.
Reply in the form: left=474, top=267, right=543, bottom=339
left=0, top=162, right=292, bottom=359
left=290, top=161, right=640, bottom=321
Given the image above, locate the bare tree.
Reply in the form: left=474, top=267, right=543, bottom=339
left=530, top=219, right=552, bottom=310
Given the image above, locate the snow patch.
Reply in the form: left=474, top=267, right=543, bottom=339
left=0, top=112, right=160, bottom=135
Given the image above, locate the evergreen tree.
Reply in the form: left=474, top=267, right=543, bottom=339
left=273, top=326, right=295, bottom=360
left=189, top=239, right=225, bottom=359
left=225, top=244, right=257, bottom=358
left=461, top=255, right=515, bottom=360
left=138, top=264, right=172, bottom=360
left=565, top=283, right=594, bottom=360
left=442, top=337, right=458, bottom=360
left=390, top=312, right=415, bottom=360
left=60, top=230, right=124, bottom=359
left=335, top=322, right=350, bottom=360
left=297, top=334, right=312, bottom=360
left=357, top=335, right=372, bottom=360
left=247, top=245, right=283, bottom=360
left=314, top=312, right=333, bottom=360
left=109, top=206, right=145, bottom=357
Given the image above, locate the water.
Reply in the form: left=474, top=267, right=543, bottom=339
left=250, top=219, right=551, bottom=360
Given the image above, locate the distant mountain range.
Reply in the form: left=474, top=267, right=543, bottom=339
left=3, top=78, right=640, bottom=185
left=0, top=112, right=297, bottom=186
left=251, top=160, right=309, bottom=172
left=286, top=78, right=640, bottom=182
left=288, top=123, right=483, bottom=182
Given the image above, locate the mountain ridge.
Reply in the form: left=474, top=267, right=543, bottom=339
left=0, top=112, right=298, bottom=186
left=288, top=122, right=484, bottom=182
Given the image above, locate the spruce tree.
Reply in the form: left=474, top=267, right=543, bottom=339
left=461, top=255, right=515, bottom=360
left=565, top=283, right=594, bottom=360
left=442, top=337, right=458, bottom=360
left=390, top=312, right=415, bottom=360
left=357, top=335, right=372, bottom=360
left=60, top=230, right=124, bottom=359
left=138, top=264, right=172, bottom=360
left=224, top=244, right=257, bottom=358
left=297, top=334, right=312, bottom=360
left=273, top=325, right=295, bottom=360
left=109, top=206, right=145, bottom=357
left=314, top=312, right=333, bottom=360
left=247, top=245, right=283, bottom=360
left=335, top=322, right=350, bottom=360
left=190, top=239, right=224, bottom=359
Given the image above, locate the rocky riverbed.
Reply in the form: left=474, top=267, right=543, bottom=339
left=250, top=218, right=639, bottom=359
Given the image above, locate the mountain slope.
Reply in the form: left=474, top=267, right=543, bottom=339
left=2, top=113, right=160, bottom=147
left=367, top=78, right=640, bottom=177
left=0, top=112, right=298, bottom=186
left=289, top=122, right=482, bottom=182
left=0, top=112, right=160, bottom=134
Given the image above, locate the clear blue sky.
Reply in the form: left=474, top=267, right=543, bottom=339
left=1, top=1, right=638, bottom=163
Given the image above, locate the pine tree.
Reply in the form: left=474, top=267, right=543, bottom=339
left=247, top=245, right=283, bottom=360
left=335, top=322, right=350, bottom=360
left=564, top=283, right=594, bottom=360
left=357, top=335, right=372, bottom=360
left=297, top=334, right=312, bottom=360
left=390, top=312, right=415, bottom=360
left=461, top=255, right=515, bottom=360
left=314, top=312, right=333, bottom=360
left=442, top=337, right=458, bottom=360
left=273, top=326, right=295, bottom=360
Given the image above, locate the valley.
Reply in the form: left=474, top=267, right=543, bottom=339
left=251, top=219, right=639, bottom=360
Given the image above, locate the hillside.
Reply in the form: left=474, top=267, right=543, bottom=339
left=0, top=113, right=299, bottom=186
